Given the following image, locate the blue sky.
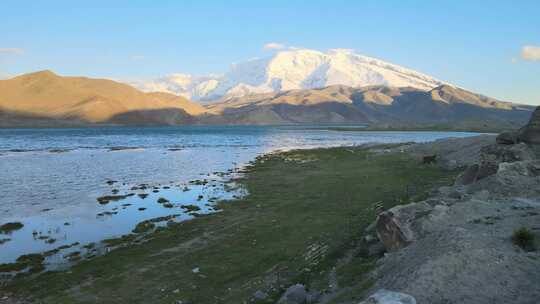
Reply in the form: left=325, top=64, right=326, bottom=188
left=1, top=0, right=539, bottom=105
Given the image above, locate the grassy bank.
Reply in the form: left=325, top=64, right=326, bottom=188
left=4, top=146, right=458, bottom=303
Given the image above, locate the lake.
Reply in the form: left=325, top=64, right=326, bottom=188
left=0, top=126, right=480, bottom=266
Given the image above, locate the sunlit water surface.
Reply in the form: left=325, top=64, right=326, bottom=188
left=0, top=126, right=481, bottom=265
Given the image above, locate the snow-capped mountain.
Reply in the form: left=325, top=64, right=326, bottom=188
left=133, top=48, right=446, bottom=102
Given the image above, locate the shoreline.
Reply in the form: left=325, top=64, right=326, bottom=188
left=1, top=143, right=460, bottom=303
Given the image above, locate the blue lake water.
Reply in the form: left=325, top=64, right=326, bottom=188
left=0, top=125, right=481, bottom=266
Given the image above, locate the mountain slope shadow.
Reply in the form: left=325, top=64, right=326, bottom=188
left=106, top=108, right=196, bottom=125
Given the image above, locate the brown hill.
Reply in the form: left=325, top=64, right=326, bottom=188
left=202, top=85, right=534, bottom=128
left=0, top=71, right=534, bottom=129
left=0, top=70, right=205, bottom=125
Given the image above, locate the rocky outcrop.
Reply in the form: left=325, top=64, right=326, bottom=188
left=364, top=125, right=540, bottom=304
left=454, top=143, right=535, bottom=186
left=518, top=106, right=540, bottom=145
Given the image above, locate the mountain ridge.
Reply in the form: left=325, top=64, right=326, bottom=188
left=201, top=84, right=533, bottom=127
left=0, top=70, right=534, bottom=129
left=133, top=48, right=447, bottom=102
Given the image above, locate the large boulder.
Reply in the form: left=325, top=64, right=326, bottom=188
left=518, top=106, right=540, bottom=145
left=359, top=289, right=416, bottom=304
left=375, top=202, right=433, bottom=251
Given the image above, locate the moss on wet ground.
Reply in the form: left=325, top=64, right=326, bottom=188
left=0, top=222, right=24, bottom=234
left=4, top=146, right=458, bottom=303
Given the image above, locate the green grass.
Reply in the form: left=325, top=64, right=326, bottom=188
left=3, top=146, right=458, bottom=303
left=512, top=227, right=536, bottom=251
left=0, top=222, right=24, bottom=234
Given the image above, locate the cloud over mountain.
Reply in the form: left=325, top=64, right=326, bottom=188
left=521, top=45, right=540, bottom=61
left=263, top=42, right=286, bottom=50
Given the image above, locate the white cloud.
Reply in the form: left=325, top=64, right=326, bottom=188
left=130, top=55, right=145, bottom=60
left=521, top=45, right=540, bottom=61
left=0, top=48, right=24, bottom=55
left=263, top=42, right=285, bottom=50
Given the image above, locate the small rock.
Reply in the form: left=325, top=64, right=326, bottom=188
left=496, top=131, right=518, bottom=145
left=277, top=284, right=307, bottom=304
left=454, top=164, right=479, bottom=185
left=359, top=289, right=416, bottom=304
left=364, top=234, right=377, bottom=244
left=253, top=290, right=268, bottom=301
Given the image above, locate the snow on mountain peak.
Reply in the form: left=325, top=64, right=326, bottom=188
left=132, top=48, right=445, bottom=102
